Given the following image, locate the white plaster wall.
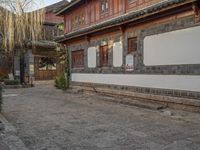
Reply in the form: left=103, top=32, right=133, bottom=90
left=72, top=73, right=200, bottom=92
left=144, top=26, right=200, bottom=66
left=113, top=41, right=123, bottom=67
left=87, top=47, right=96, bottom=68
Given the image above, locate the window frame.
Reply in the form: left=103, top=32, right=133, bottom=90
left=71, top=49, right=84, bottom=69
left=100, top=45, right=109, bottom=67
left=128, top=37, right=137, bottom=54
left=100, top=0, right=109, bottom=14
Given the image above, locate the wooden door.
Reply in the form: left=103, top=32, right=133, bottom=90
left=34, top=57, right=61, bottom=80
left=100, top=45, right=108, bottom=67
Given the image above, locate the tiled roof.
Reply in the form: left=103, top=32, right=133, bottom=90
left=54, top=0, right=82, bottom=15
left=45, top=0, right=69, bottom=13
left=56, top=0, right=195, bottom=42
left=27, top=40, right=61, bottom=51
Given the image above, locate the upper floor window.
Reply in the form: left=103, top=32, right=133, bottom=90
left=128, top=37, right=137, bottom=54
left=101, top=0, right=109, bottom=14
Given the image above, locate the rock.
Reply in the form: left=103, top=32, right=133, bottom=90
left=163, top=110, right=173, bottom=116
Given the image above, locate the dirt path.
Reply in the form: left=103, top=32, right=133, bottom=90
left=2, top=83, right=200, bottom=150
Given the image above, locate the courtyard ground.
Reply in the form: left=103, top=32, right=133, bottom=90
left=1, top=82, right=200, bottom=150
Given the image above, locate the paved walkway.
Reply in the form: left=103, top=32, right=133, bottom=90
left=0, top=140, right=10, bottom=150
left=0, top=113, right=28, bottom=150
left=1, top=83, right=200, bottom=150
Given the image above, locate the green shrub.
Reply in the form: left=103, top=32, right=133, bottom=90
left=0, top=76, right=8, bottom=82
left=4, top=79, right=20, bottom=85
left=0, top=85, right=2, bottom=112
left=54, top=74, right=67, bottom=90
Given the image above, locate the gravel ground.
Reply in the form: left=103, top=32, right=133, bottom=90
left=1, top=82, right=200, bottom=150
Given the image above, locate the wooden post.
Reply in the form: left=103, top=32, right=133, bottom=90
left=193, top=1, right=200, bottom=23
left=65, top=45, right=70, bottom=89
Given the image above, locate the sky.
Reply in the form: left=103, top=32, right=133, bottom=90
left=43, top=0, right=71, bottom=7
left=33, top=0, right=71, bottom=10
left=0, top=0, right=71, bottom=12
left=43, top=0, right=63, bottom=7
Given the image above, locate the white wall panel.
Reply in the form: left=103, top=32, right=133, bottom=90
left=72, top=73, right=200, bottom=92
left=88, top=47, right=96, bottom=68
left=113, top=42, right=123, bottom=67
left=144, top=26, right=200, bottom=66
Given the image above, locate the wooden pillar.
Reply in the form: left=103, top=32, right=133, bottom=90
left=193, top=1, right=200, bottom=23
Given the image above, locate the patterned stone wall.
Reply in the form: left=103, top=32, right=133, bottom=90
left=68, top=15, right=199, bottom=75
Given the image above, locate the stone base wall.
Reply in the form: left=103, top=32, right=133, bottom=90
left=72, top=82, right=200, bottom=100
left=71, top=82, right=200, bottom=112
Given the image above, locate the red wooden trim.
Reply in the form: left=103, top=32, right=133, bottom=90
left=72, top=50, right=84, bottom=68
left=100, top=45, right=108, bottom=67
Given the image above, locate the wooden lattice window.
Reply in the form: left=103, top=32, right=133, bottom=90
left=100, top=45, right=109, bottom=67
left=101, top=0, right=109, bottom=14
left=128, top=37, right=137, bottom=53
left=72, top=50, right=84, bottom=68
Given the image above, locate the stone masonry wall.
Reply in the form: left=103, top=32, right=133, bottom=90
left=67, top=14, right=200, bottom=100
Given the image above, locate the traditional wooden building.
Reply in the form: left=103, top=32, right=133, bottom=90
left=30, top=1, right=68, bottom=81
left=14, top=0, right=68, bottom=82
left=56, top=0, right=200, bottom=111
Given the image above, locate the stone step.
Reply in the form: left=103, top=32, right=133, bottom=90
left=70, top=85, right=200, bottom=112
left=70, top=87, right=166, bottom=111
left=99, top=94, right=166, bottom=110
left=119, top=98, right=166, bottom=110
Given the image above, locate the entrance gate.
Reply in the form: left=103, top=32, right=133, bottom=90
left=34, top=56, right=63, bottom=80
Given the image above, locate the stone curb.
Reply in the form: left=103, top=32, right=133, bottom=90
left=0, top=114, right=28, bottom=150
left=2, top=85, right=33, bottom=89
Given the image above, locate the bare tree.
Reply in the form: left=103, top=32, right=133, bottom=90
left=0, top=0, right=45, bottom=51
left=0, top=0, right=45, bottom=78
